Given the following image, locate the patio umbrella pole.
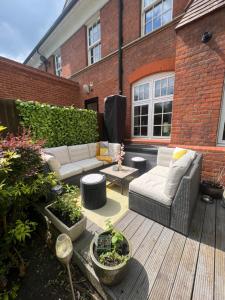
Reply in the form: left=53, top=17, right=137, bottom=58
left=66, top=262, right=76, bottom=300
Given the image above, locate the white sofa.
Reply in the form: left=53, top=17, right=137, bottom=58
left=42, top=143, right=120, bottom=181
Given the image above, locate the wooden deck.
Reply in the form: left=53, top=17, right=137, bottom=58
left=72, top=199, right=225, bottom=300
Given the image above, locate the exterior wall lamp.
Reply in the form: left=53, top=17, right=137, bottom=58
left=83, top=82, right=94, bottom=94
left=202, top=32, right=213, bottom=43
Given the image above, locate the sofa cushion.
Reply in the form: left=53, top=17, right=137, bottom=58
left=157, top=147, right=174, bottom=167
left=148, top=165, right=170, bottom=178
left=44, top=146, right=70, bottom=165
left=88, top=143, right=97, bottom=157
left=99, top=141, right=109, bottom=156
left=76, top=158, right=104, bottom=171
left=42, top=153, right=61, bottom=172
left=172, top=147, right=187, bottom=161
left=96, top=155, right=113, bottom=163
left=108, top=143, right=121, bottom=162
left=164, top=152, right=194, bottom=199
left=68, top=145, right=90, bottom=162
left=58, top=162, right=83, bottom=180
left=129, top=172, right=172, bottom=206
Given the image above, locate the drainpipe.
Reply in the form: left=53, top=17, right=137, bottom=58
left=118, top=0, right=123, bottom=95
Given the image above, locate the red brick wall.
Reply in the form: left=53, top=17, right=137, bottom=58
left=61, top=26, right=87, bottom=78
left=171, top=8, right=225, bottom=185
left=0, top=57, right=80, bottom=106
left=39, top=55, right=56, bottom=75
left=123, top=0, right=141, bottom=44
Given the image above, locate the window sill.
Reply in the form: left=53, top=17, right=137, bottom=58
left=125, top=138, right=171, bottom=145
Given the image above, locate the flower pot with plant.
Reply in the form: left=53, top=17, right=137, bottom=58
left=45, top=185, right=86, bottom=241
left=90, top=220, right=131, bottom=286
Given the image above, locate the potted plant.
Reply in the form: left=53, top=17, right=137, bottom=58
left=90, top=220, right=131, bottom=286
left=201, top=167, right=225, bottom=199
left=45, top=185, right=87, bottom=241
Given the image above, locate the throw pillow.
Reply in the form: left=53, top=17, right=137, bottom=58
left=42, top=153, right=61, bottom=172
left=172, top=147, right=188, bottom=161
left=164, top=152, right=194, bottom=199
left=96, top=155, right=113, bottom=163
left=99, top=141, right=109, bottom=156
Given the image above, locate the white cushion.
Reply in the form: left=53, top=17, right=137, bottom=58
left=76, top=158, right=104, bottom=172
left=129, top=172, right=172, bottom=206
left=44, top=146, right=70, bottom=165
left=132, top=157, right=146, bottom=162
left=88, top=143, right=97, bottom=157
left=82, top=174, right=104, bottom=184
left=157, top=147, right=174, bottom=167
left=148, top=165, right=170, bottom=178
left=58, top=162, right=83, bottom=180
left=108, top=143, right=121, bottom=162
left=68, top=145, right=90, bottom=162
left=42, top=153, right=61, bottom=172
left=164, top=152, right=194, bottom=199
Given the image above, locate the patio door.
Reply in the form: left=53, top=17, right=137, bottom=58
left=85, top=97, right=98, bottom=112
left=218, top=83, right=225, bottom=145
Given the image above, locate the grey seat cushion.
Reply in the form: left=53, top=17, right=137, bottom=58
left=68, top=145, right=90, bottom=162
left=157, top=147, right=174, bottom=167
left=44, top=146, right=70, bottom=165
left=76, top=158, right=104, bottom=171
left=129, top=171, right=172, bottom=206
left=148, top=165, right=170, bottom=178
left=58, top=162, right=83, bottom=180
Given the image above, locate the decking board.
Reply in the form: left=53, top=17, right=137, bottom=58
left=72, top=199, right=225, bottom=300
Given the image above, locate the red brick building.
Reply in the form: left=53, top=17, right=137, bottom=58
left=24, top=0, right=225, bottom=184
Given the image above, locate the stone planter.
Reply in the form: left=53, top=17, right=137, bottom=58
left=45, top=203, right=87, bottom=242
left=90, top=232, right=131, bottom=286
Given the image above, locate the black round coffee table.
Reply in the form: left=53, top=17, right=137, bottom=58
left=80, top=174, right=106, bottom=210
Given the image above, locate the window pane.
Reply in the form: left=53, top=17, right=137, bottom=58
left=134, top=87, right=139, bottom=101
left=163, top=113, right=172, bottom=124
left=153, top=126, right=161, bottom=136
left=168, top=77, right=174, bottom=94
left=163, top=0, right=172, bottom=12
left=162, top=124, right=171, bottom=136
left=164, top=101, right=172, bottom=113
left=162, top=10, right=172, bottom=25
left=144, top=84, right=149, bottom=99
left=134, top=116, right=140, bottom=126
left=141, top=127, right=148, bottom=136
left=146, top=9, right=153, bottom=23
left=155, top=80, right=161, bottom=97
left=154, top=102, right=163, bottom=114
left=134, top=127, right=140, bottom=136
left=142, top=105, right=149, bottom=115
left=141, top=116, right=148, bottom=125
left=154, top=114, right=162, bottom=125
left=153, top=16, right=161, bottom=30
left=134, top=106, right=140, bottom=115
left=223, top=124, right=225, bottom=140
left=144, top=0, right=155, bottom=8
left=145, top=21, right=152, bottom=34
left=153, top=2, right=162, bottom=18
left=161, top=79, right=167, bottom=96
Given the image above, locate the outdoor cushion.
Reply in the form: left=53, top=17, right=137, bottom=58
left=58, top=162, right=83, bottom=180
left=68, top=145, right=90, bottom=162
left=42, top=153, right=61, bottom=172
left=96, top=155, right=113, bottom=163
left=157, top=147, right=174, bottom=167
left=44, top=146, right=70, bottom=165
left=129, top=172, right=172, bottom=206
left=88, top=143, right=97, bottom=157
left=148, top=165, right=170, bottom=178
left=172, top=147, right=187, bottom=161
left=108, top=143, right=121, bottom=162
left=99, top=141, right=109, bottom=156
left=76, top=158, right=104, bottom=171
left=164, top=152, right=194, bottom=199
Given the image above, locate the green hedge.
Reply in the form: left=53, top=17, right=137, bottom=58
left=16, top=100, right=99, bottom=147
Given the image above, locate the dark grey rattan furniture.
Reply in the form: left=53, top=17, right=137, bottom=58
left=81, top=174, right=106, bottom=210
left=131, top=157, right=147, bottom=174
left=129, top=151, right=202, bottom=236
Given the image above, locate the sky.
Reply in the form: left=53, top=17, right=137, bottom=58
left=0, top=0, right=65, bottom=63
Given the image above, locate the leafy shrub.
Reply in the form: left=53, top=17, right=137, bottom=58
left=16, top=100, right=99, bottom=147
left=50, top=185, right=82, bottom=227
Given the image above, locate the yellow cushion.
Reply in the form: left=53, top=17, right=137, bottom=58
left=96, top=155, right=112, bottom=163
left=96, top=142, right=100, bottom=156
left=100, top=147, right=108, bottom=156
left=172, top=147, right=187, bottom=160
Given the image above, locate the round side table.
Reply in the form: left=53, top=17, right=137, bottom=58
left=131, top=157, right=147, bottom=174
left=80, top=174, right=106, bottom=210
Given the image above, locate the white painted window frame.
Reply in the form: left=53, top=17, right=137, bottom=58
left=87, top=14, right=101, bottom=65
left=132, top=72, right=175, bottom=139
left=218, top=81, right=225, bottom=145
left=141, top=0, right=173, bottom=36
left=54, top=52, right=62, bottom=77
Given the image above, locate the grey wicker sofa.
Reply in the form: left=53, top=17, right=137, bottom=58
left=129, top=147, right=202, bottom=235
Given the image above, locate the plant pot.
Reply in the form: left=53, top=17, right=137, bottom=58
left=90, top=231, right=132, bottom=286
left=45, top=203, right=87, bottom=242
left=200, top=181, right=223, bottom=199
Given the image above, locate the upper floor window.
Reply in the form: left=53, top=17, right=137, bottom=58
left=142, top=0, right=173, bottom=35
left=218, top=82, right=225, bottom=145
left=87, top=18, right=101, bottom=65
left=55, top=54, right=62, bottom=77
left=132, top=72, right=175, bottom=139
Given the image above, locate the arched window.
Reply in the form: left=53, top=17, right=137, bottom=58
left=132, top=72, right=175, bottom=138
